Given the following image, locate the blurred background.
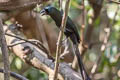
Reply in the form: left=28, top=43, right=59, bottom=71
left=0, top=0, right=120, bottom=80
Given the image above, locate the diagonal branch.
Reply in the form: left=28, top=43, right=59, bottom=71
left=5, top=33, right=49, bottom=54
left=4, top=24, right=82, bottom=80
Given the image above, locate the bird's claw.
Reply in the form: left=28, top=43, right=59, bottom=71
left=56, top=38, right=68, bottom=47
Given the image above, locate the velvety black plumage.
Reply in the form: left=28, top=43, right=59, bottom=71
left=40, top=6, right=91, bottom=80
left=40, top=6, right=80, bottom=44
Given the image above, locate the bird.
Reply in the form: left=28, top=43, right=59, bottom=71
left=40, top=6, right=91, bottom=80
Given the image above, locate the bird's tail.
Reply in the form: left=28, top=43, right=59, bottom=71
left=73, top=44, right=91, bottom=80
left=69, top=33, right=91, bottom=80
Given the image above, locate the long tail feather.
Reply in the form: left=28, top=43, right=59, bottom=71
left=70, top=34, right=91, bottom=80
left=73, top=44, right=91, bottom=80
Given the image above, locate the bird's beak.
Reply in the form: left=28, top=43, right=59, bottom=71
left=40, top=9, right=46, bottom=16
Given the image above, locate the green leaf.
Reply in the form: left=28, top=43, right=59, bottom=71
left=15, top=58, right=22, bottom=70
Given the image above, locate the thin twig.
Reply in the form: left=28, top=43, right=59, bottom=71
left=59, top=0, right=63, bottom=10
left=8, top=41, right=27, bottom=47
left=80, top=0, right=85, bottom=41
left=0, top=68, right=28, bottom=80
left=5, top=33, right=49, bottom=53
left=0, top=19, right=10, bottom=80
left=53, top=0, right=71, bottom=80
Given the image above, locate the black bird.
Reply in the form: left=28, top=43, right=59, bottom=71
left=40, top=6, right=91, bottom=80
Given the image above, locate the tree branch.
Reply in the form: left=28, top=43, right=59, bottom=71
left=4, top=24, right=82, bottom=80
left=0, top=19, right=10, bottom=80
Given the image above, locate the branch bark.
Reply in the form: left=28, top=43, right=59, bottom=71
left=0, top=19, right=10, bottom=80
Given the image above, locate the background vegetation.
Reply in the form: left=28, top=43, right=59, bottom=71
left=0, top=0, right=120, bottom=80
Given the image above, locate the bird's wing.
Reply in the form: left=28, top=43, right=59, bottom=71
left=67, top=17, right=80, bottom=37
left=66, top=17, right=80, bottom=43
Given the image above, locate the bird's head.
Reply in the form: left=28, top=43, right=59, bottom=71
left=40, top=6, right=58, bottom=16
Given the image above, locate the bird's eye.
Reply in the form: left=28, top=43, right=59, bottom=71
left=45, top=9, right=49, bottom=13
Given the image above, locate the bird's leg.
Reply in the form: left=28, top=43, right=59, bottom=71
left=56, top=36, right=68, bottom=46
left=60, top=38, right=70, bottom=59
left=56, top=37, right=70, bottom=60
left=62, top=37, right=69, bottom=46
